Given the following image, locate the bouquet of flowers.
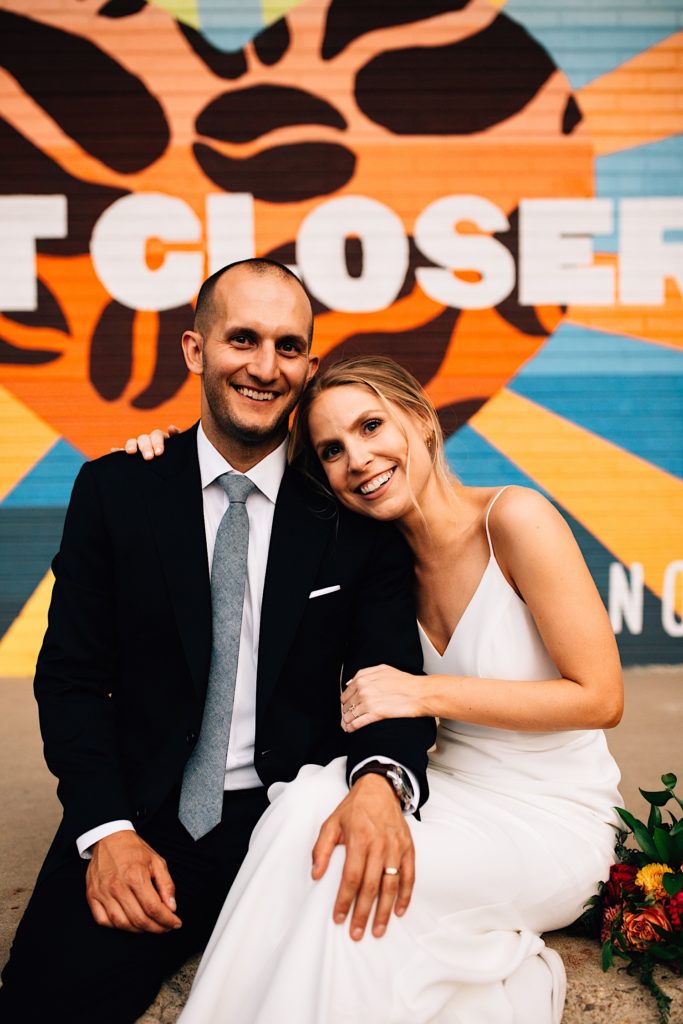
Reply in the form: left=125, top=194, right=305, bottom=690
left=582, top=773, right=683, bottom=1023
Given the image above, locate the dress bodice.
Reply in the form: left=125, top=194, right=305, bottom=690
left=419, top=488, right=621, bottom=802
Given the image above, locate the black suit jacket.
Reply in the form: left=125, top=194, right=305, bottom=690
left=34, top=425, right=435, bottom=849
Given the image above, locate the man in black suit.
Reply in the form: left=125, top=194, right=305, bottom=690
left=0, top=259, right=434, bottom=1023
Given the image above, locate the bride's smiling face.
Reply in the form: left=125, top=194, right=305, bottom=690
left=307, top=384, right=434, bottom=521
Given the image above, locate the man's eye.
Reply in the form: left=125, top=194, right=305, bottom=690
left=231, top=334, right=251, bottom=345
left=278, top=340, right=301, bottom=354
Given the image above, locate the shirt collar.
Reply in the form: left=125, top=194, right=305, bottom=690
left=197, top=422, right=287, bottom=505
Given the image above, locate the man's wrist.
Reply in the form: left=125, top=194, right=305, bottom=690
left=352, top=760, right=414, bottom=812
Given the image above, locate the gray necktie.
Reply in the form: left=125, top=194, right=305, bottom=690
left=178, top=472, right=257, bottom=840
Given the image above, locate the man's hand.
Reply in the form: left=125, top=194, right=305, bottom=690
left=311, top=774, right=414, bottom=941
left=86, top=831, right=182, bottom=933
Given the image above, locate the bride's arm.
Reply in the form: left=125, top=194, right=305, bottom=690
left=341, top=488, right=623, bottom=733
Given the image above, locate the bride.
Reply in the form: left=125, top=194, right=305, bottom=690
left=133, top=356, right=623, bottom=1024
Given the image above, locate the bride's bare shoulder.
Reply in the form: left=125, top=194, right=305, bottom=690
left=487, top=485, right=575, bottom=552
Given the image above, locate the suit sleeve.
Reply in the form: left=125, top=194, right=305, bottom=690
left=34, top=460, right=132, bottom=841
left=343, top=524, right=436, bottom=806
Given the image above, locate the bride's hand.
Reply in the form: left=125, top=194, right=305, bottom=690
left=111, top=425, right=180, bottom=460
left=341, top=666, right=425, bottom=731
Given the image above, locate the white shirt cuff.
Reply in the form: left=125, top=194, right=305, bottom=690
left=76, top=820, right=136, bottom=860
left=349, top=755, right=420, bottom=815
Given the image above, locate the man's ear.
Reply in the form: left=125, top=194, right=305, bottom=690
left=306, top=355, right=319, bottom=385
left=182, top=330, right=203, bottom=376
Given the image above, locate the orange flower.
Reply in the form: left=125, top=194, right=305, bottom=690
left=622, top=907, right=672, bottom=951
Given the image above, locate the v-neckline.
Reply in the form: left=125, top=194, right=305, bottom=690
left=417, top=554, right=495, bottom=660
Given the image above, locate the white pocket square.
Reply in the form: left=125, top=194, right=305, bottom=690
left=309, top=585, right=341, bottom=599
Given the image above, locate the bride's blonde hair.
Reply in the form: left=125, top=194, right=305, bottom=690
left=288, top=356, right=454, bottom=496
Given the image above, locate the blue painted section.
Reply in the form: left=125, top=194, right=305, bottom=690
left=505, top=0, right=683, bottom=89
left=511, top=326, right=683, bottom=477
left=2, top=439, right=85, bottom=509
left=516, top=323, right=683, bottom=377
left=196, top=0, right=263, bottom=52
left=444, top=424, right=681, bottom=663
left=0, top=507, right=66, bottom=639
left=595, top=134, right=683, bottom=253
left=445, top=424, right=547, bottom=490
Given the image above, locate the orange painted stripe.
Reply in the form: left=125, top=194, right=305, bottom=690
left=577, top=30, right=683, bottom=155
left=570, top=258, right=683, bottom=353
left=470, top=389, right=683, bottom=613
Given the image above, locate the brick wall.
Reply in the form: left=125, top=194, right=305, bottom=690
left=0, top=0, right=681, bottom=669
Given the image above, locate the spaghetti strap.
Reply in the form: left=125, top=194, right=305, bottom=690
left=484, top=485, right=512, bottom=556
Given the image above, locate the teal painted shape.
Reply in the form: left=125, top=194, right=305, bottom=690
left=444, top=424, right=681, bottom=663
left=515, top=323, right=683, bottom=377
left=196, top=0, right=263, bottom=51
left=596, top=134, right=683, bottom=253
left=505, top=0, right=683, bottom=89
left=2, top=439, right=85, bottom=509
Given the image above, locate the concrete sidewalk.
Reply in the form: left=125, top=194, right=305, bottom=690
left=1, top=667, right=682, bottom=1022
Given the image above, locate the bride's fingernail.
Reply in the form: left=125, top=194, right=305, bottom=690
left=352, top=927, right=363, bottom=940
left=335, top=913, right=345, bottom=924
left=374, top=925, right=385, bottom=937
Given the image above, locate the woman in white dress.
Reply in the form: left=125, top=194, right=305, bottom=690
left=140, top=356, right=623, bottom=1024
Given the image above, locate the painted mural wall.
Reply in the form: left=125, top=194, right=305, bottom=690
left=0, top=0, right=681, bottom=672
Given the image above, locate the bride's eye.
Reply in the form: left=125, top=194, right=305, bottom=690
left=321, top=442, right=343, bottom=461
left=363, top=418, right=382, bottom=434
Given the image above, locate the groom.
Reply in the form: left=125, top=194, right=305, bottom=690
left=0, top=259, right=435, bottom=1023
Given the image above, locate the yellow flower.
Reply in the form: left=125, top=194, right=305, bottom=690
left=635, top=863, right=674, bottom=900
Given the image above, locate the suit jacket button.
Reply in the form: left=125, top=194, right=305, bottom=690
left=186, top=731, right=197, bottom=744
left=135, top=806, right=147, bottom=820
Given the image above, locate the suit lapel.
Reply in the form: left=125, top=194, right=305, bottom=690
left=143, top=424, right=212, bottom=698
left=256, top=467, right=334, bottom=724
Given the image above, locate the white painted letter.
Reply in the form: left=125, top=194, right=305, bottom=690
left=297, top=196, right=408, bottom=313
left=520, top=199, right=615, bottom=306
left=91, top=194, right=203, bottom=311
left=662, top=560, right=683, bottom=637
left=608, top=561, right=644, bottom=635
left=414, top=196, right=514, bottom=310
left=0, top=196, right=67, bottom=310
left=620, top=198, right=683, bottom=305
left=206, top=193, right=255, bottom=273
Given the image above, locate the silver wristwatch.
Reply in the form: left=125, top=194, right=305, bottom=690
left=353, top=760, right=414, bottom=812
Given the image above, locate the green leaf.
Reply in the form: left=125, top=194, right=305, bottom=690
left=616, top=808, right=660, bottom=861
left=670, top=819, right=683, bottom=836
left=648, top=804, right=663, bottom=830
left=641, top=789, right=672, bottom=807
left=653, top=826, right=675, bottom=863
left=662, top=773, right=677, bottom=790
left=663, top=872, right=683, bottom=896
left=601, top=939, right=614, bottom=971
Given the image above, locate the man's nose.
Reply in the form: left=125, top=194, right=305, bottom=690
left=247, top=343, right=279, bottom=383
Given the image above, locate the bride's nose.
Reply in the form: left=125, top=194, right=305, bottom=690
left=346, top=439, right=372, bottom=473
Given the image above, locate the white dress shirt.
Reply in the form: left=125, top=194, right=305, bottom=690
left=77, top=426, right=417, bottom=857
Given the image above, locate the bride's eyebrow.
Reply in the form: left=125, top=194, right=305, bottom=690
left=314, top=410, right=384, bottom=452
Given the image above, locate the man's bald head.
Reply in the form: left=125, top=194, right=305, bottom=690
left=194, top=259, right=314, bottom=344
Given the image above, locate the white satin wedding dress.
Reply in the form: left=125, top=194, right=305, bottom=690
left=178, top=488, right=621, bottom=1024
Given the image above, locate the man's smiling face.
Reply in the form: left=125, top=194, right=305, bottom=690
left=184, top=265, right=317, bottom=462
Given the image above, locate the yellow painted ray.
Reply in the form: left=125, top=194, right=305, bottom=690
left=0, top=569, right=53, bottom=677
left=0, top=385, right=59, bottom=504
left=470, top=389, right=683, bottom=613
left=577, top=30, right=683, bottom=155
left=148, top=0, right=199, bottom=29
